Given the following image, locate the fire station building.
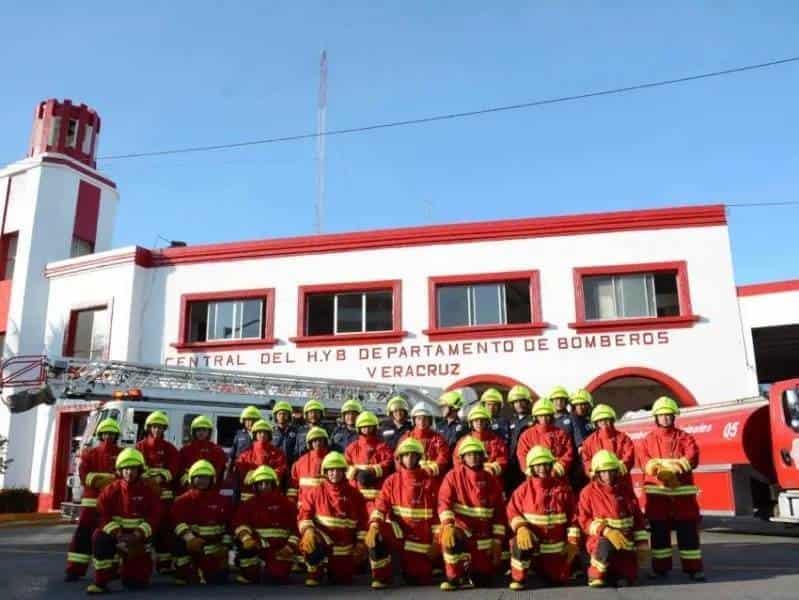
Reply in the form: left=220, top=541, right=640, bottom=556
left=1, top=99, right=797, bottom=504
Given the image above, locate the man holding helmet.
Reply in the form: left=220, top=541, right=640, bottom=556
left=236, top=419, right=288, bottom=500
left=398, top=402, right=451, bottom=483
left=365, top=437, right=439, bottom=588
left=287, top=426, right=330, bottom=504
left=345, top=411, right=394, bottom=514
left=506, top=446, right=581, bottom=590
left=516, top=398, right=575, bottom=480
left=179, top=415, right=227, bottom=489
left=86, top=448, right=161, bottom=594
left=379, top=395, right=413, bottom=449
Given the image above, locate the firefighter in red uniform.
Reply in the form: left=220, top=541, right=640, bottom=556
left=287, top=426, right=330, bottom=504
left=136, top=410, right=180, bottom=573
left=65, top=418, right=123, bottom=582
left=345, top=411, right=393, bottom=515
left=178, top=415, right=227, bottom=488
left=171, top=459, right=233, bottom=585
left=365, top=438, right=440, bottom=588
left=437, top=438, right=506, bottom=591
left=577, top=450, right=649, bottom=588
left=398, top=402, right=451, bottom=484
left=506, top=446, right=581, bottom=590
left=235, top=419, right=288, bottom=501
left=297, top=451, right=369, bottom=586
left=581, top=404, right=636, bottom=486
left=86, top=448, right=162, bottom=594
left=232, top=465, right=299, bottom=584
left=516, top=398, right=575, bottom=480
left=639, top=397, right=705, bottom=581
left=453, top=406, right=509, bottom=479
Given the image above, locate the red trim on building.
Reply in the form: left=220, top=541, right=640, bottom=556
left=172, top=288, right=276, bottom=353
left=584, top=366, right=698, bottom=407
left=63, top=303, right=112, bottom=359
left=570, top=260, right=699, bottom=333
left=149, top=205, right=726, bottom=267
left=424, top=270, right=547, bottom=341
left=40, top=155, right=116, bottom=189
left=736, top=279, right=799, bottom=297
left=445, top=373, right=539, bottom=399
left=45, top=247, right=152, bottom=278
left=290, top=280, right=405, bottom=347
left=73, top=181, right=101, bottom=247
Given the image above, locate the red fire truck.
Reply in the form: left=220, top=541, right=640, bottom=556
left=617, top=378, right=799, bottom=523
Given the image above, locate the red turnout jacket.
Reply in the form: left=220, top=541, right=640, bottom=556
left=287, top=447, right=327, bottom=503
left=345, top=434, right=394, bottom=504
left=398, top=427, right=451, bottom=479
left=453, top=429, right=509, bottom=478
left=507, top=476, right=580, bottom=551
left=232, top=490, right=298, bottom=550
left=298, top=479, right=369, bottom=549
left=235, top=441, right=288, bottom=500
left=577, top=479, right=647, bottom=553
left=516, top=423, right=575, bottom=477
left=136, top=436, right=180, bottom=500
left=370, top=466, right=439, bottom=549
left=172, top=488, right=233, bottom=547
left=178, top=440, right=227, bottom=487
left=96, top=478, right=161, bottom=541
left=580, top=426, right=636, bottom=477
left=438, top=464, right=506, bottom=544
left=78, top=440, right=122, bottom=508
left=638, top=426, right=700, bottom=497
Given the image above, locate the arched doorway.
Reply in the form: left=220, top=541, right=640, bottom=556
left=585, top=367, right=697, bottom=419
left=445, top=373, right=538, bottom=418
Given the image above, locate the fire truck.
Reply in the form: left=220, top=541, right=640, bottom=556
left=617, top=378, right=799, bottom=524
left=0, top=355, right=441, bottom=517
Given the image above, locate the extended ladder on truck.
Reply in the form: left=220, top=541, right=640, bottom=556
left=0, top=355, right=441, bottom=413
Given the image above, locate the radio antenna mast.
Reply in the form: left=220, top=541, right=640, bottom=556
left=315, top=50, right=328, bottom=233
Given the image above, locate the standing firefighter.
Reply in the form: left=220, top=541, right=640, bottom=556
left=287, top=426, right=330, bottom=504
left=179, top=415, right=227, bottom=488
left=437, top=390, right=468, bottom=448
left=437, top=438, right=506, bottom=591
left=136, top=410, right=180, bottom=573
left=506, top=446, right=581, bottom=590
left=293, top=399, right=327, bottom=458
left=236, top=419, right=288, bottom=501
left=398, top=403, right=451, bottom=483
left=550, top=385, right=573, bottom=433
left=567, top=389, right=595, bottom=449
left=365, top=438, right=440, bottom=588
left=297, top=451, right=369, bottom=587
left=171, top=459, right=233, bottom=585
left=516, top=398, right=575, bottom=480
left=65, top=418, right=122, bottom=582
left=229, top=405, right=261, bottom=466
left=232, top=465, right=299, bottom=585
left=453, top=406, right=509, bottom=479
left=379, top=395, right=413, bottom=449
left=345, top=411, right=394, bottom=514
left=507, top=385, right=535, bottom=489
left=581, top=404, right=635, bottom=487
left=639, top=397, right=705, bottom=581
left=331, top=398, right=362, bottom=452
left=272, top=401, right=298, bottom=465
left=577, top=450, right=649, bottom=588
left=86, top=448, right=161, bottom=594
left=481, top=387, right=510, bottom=445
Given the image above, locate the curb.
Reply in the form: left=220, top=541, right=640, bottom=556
left=0, top=512, right=64, bottom=528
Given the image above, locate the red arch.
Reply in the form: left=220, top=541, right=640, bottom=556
left=584, top=366, right=697, bottom=407
left=445, top=373, right=539, bottom=399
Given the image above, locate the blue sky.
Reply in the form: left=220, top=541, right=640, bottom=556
left=2, top=2, right=797, bottom=285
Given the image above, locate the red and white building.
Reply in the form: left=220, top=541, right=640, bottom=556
left=1, top=99, right=797, bottom=506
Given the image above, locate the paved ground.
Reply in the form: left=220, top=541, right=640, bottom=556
left=1, top=522, right=798, bottom=600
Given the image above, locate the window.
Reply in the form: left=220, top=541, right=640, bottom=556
left=216, top=416, right=240, bottom=450
left=425, top=271, right=545, bottom=341
left=70, top=236, right=94, bottom=258
left=173, top=288, right=275, bottom=352
left=82, top=125, right=94, bottom=154
left=65, top=306, right=108, bottom=359
left=571, top=261, right=697, bottom=332
left=292, top=280, right=404, bottom=347
left=1, top=233, right=18, bottom=280
left=48, top=116, right=61, bottom=146
left=66, top=119, right=79, bottom=148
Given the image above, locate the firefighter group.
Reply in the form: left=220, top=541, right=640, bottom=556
left=63, top=384, right=705, bottom=594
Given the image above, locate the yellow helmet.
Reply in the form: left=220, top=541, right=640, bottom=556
left=387, top=395, right=409, bottom=413
left=145, top=411, right=169, bottom=429
left=591, top=450, right=622, bottom=474
left=395, top=437, right=424, bottom=457
left=240, top=405, right=262, bottom=422
left=438, top=390, right=464, bottom=410
left=570, top=389, right=593, bottom=406
left=188, top=459, right=216, bottom=481
left=457, top=436, right=487, bottom=457
left=590, top=404, right=618, bottom=423
left=652, top=396, right=680, bottom=417
left=306, top=426, right=329, bottom=444
left=508, top=385, right=532, bottom=403
left=526, top=445, right=556, bottom=469
left=304, top=399, right=325, bottom=415
left=272, top=401, right=292, bottom=416
left=96, top=418, right=121, bottom=436
left=249, top=465, right=278, bottom=486
left=355, top=411, right=379, bottom=429
left=191, top=415, right=214, bottom=432
left=115, top=448, right=145, bottom=470
left=548, top=385, right=570, bottom=400
left=467, top=406, right=491, bottom=423
left=532, top=398, right=556, bottom=417
left=480, top=387, right=503, bottom=405
left=251, top=419, right=273, bottom=434
left=341, top=399, right=363, bottom=414
left=321, top=451, right=348, bottom=472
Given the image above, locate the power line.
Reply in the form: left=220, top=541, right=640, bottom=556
left=97, top=55, right=799, bottom=162
left=726, top=200, right=799, bottom=208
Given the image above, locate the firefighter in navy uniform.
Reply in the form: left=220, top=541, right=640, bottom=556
left=507, top=385, right=535, bottom=490
left=550, top=385, right=573, bottom=435
left=272, top=401, right=298, bottom=466
left=230, top=406, right=262, bottom=466
left=480, top=388, right=510, bottom=446
left=379, top=395, right=413, bottom=449
left=293, top=399, right=328, bottom=458
left=564, top=389, right=594, bottom=491
left=330, top=398, right=362, bottom=452
left=436, top=390, right=467, bottom=448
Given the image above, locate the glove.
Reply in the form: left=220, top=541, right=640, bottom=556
left=92, top=473, right=115, bottom=490
left=657, top=468, right=679, bottom=489
left=346, top=466, right=358, bottom=480
left=365, top=522, right=381, bottom=549
left=440, top=523, right=457, bottom=550
left=299, top=528, right=317, bottom=555
left=240, top=534, right=258, bottom=551
left=516, top=526, right=536, bottom=551
left=636, top=544, right=650, bottom=568
left=357, top=469, right=377, bottom=486
left=564, top=542, right=580, bottom=563
left=420, top=461, right=439, bottom=476
left=275, top=544, right=294, bottom=561
left=492, top=539, right=503, bottom=566
left=353, top=542, right=368, bottom=564
left=186, top=535, right=207, bottom=555
left=552, top=462, right=566, bottom=477
left=604, top=528, right=630, bottom=551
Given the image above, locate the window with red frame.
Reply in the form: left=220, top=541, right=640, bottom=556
left=305, top=289, right=394, bottom=336
left=187, top=297, right=266, bottom=343
left=66, top=306, right=108, bottom=359
left=582, top=271, right=679, bottom=321
left=436, top=279, right=532, bottom=328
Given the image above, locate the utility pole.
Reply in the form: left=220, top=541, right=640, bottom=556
left=315, top=50, right=327, bottom=233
